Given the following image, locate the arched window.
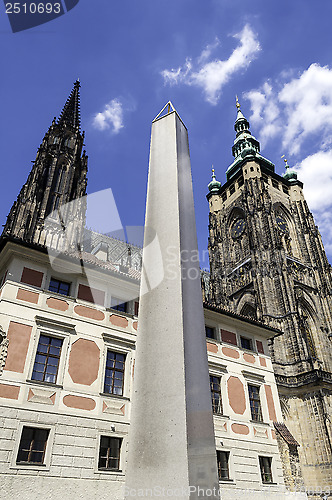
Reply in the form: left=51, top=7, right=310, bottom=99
left=274, top=207, right=297, bottom=256
left=240, top=303, right=257, bottom=320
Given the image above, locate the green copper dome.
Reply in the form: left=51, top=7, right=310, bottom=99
left=208, top=167, right=221, bottom=194
left=282, top=157, right=298, bottom=182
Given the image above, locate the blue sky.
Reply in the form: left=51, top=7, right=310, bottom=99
left=1, top=0, right=332, bottom=268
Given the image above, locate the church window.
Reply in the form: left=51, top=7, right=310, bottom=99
left=272, top=180, right=279, bottom=189
left=248, top=384, right=262, bottom=422
left=240, top=336, right=253, bottom=351
left=229, top=185, right=235, bottom=195
left=262, top=174, right=268, bottom=183
left=285, top=237, right=292, bottom=255
left=210, top=375, right=222, bottom=415
left=53, top=167, right=65, bottom=193
left=98, top=436, right=122, bottom=471
left=31, top=335, right=63, bottom=384
left=49, top=194, right=60, bottom=213
left=282, top=185, right=289, bottom=195
left=217, top=451, right=230, bottom=480
left=302, top=319, right=317, bottom=359
left=259, top=456, right=273, bottom=483
left=222, top=192, right=227, bottom=202
left=48, top=278, right=71, bottom=296
left=240, top=304, right=257, bottom=320
left=205, top=326, right=216, bottom=339
left=17, top=427, right=49, bottom=465
left=237, top=176, right=244, bottom=188
left=104, top=350, right=126, bottom=396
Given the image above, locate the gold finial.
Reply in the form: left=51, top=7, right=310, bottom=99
left=281, top=155, right=289, bottom=168
left=212, top=165, right=215, bottom=175
left=236, top=95, right=241, bottom=110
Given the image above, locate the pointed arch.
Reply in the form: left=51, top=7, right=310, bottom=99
left=227, top=206, right=246, bottom=227
left=273, top=202, right=299, bottom=258
left=236, top=291, right=257, bottom=319
left=297, top=294, right=319, bottom=360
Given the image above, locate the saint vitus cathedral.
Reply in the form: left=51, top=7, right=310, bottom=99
left=0, top=82, right=331, bottom=499
left=207, top=99, right=332, bottom=488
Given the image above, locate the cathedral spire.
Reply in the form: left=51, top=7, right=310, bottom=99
left=225, top=97, right=275, bottom=181
left=2, top=81, right=88, bottom=247
left=208, top=166, right=221, bottom=194
left=282, top=155, right=298, bottom=182
left=232, top=97, right=260, bottom=158
left=57, top=79, right=81, bottom=130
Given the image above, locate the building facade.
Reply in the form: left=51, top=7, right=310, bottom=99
left=207, top=99, right=332, bottom=493
left=0, top=82, right=312, bottom=499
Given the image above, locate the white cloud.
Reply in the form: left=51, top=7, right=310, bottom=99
left=245, top=63, right=332, bottom=154
left=161, top=25, right=260, bottom=105
left=293, top=150, right=332, bottom=253
left=245, top=64, right=332, bottom=256
left=294, top=150, right=332, bottom=212
left=161, top=59, right=192, bottom=86
left=93, top=98, right=124, bottom=134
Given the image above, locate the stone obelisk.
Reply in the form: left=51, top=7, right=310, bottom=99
left=125, top=103, right=219, bottom=499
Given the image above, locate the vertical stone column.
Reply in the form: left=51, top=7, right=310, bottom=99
left=125, top=104, right=219, bottom=499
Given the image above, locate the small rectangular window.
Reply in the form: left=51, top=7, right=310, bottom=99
left=210, top=375, right=222, bottom=415
left=49, top=278, right=71, bottom=296
left=262, top=174, right=268, bottom=183
left=31, top=335, right=63, bottom=384
left=98, top=436, right=122, bottom=471
left=240, top=336, right=252, bottom=351
left=104, top=350, right=126, bottom=396
left=259, top=456, right=273, bottom=483
left=217, top=450, right=230, bottom=480
left=229, top=185, right=235, bottom=195
left=282, top=185, right=289, bottom=195
left=17, top=427, right=49, bottom=465
left=205, top=326, right=216, bottom=339
left=272, top=180, right=279, bottom=189
left=248, top=384, right=262, bottom=422
left=222, top=192, right=227, bottom=202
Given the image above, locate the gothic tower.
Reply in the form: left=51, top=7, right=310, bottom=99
left=207, top=99, right=332, bottom=489
left=2, top=80, right=88, bottom=250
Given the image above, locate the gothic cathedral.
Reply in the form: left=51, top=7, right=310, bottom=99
left=3, top=80, right=88, bottom=250
left=207, top=99, right=332, bottom=487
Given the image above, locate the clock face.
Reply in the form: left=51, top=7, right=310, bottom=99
left=231, top=218, right=246, bottom=238
left=276, top=214, right=289, bottom=234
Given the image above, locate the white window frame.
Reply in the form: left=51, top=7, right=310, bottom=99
left=101, top=333, right=135, bottom=400
left=10, top=421, right=55, bottom=471
left=242, top=370, right=268, bottom=424
left=209, top=361, right=228, bottom=418
left=216, top=447, right=234, bottom=483
left=27, top=316, right=75, bottom=387
left=94, top=430, right=127, bottom=476
left=258, top=454, right=277, bottom=485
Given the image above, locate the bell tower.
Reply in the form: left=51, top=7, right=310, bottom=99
left=2, top=80, right=88, bottom=249
left=207, top=98, right=332, bottom=489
